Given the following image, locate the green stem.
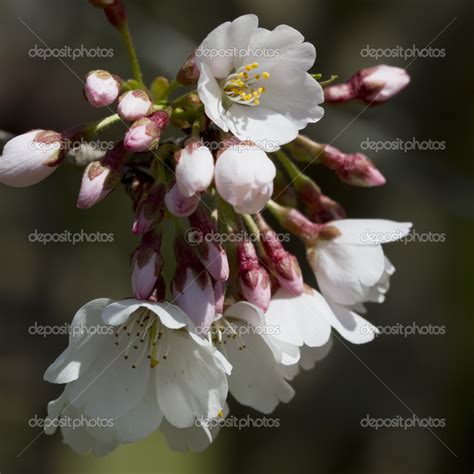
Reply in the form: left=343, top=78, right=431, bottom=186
left=241, top=214, right=265, bottom=255
left=119, top=22, right=144, bottom=88
left=84, top=113, right=121, bottom=138
left=273, top=150, right=303, bottom=183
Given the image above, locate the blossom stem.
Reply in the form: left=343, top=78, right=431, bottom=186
left=273, top=150, right=305, bottom=185
left=118, top=22, right=145, bottom=88
left=84, top=113, right=122, bottom=138
left=242, top=214, right=265, bottom=255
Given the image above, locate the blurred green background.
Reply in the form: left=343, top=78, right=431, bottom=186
left=0, top=0, right=473, bottom=473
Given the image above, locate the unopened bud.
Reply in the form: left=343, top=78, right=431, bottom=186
left=84, top=70, right=120, bottom=108
left=175, top=140, right=214, bottom=197
left=296, top=177, right=346, bottom=223
left=177, top=50, right=200, bottom=85
left=256, top=215, right=303, bottom=295
left=77, top=141, right=125, bottom=208
left=0, top=130, right=63, bottom=187
left=172, top=238, right=216, bottom=331
left=321, top=145, right=385, bottom=187
left=188, top=206, right=229, bottom=281
left=132, top=183, right=166, bottom=234
left=89, top=0, right=127, bottom=28
left=131, top=231, right=163, bottom=300
left=237, top=240, right=271, bottom=312
left=118, top=90, right=153, bottom=121
left=165, top=183, right=200, bottom=217
left=124, top=111, right=169, bottom=152
left=325, top=65, right=410, bottom=105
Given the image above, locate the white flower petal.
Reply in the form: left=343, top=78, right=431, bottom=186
left=330, top=219, right=413, bottom=245
left=113, top=371, right=163, bottom=443
left=315, top=243, right=385, bottom=306
left=265, top=288, right=332, bottom=348
left=156, top=330, right=228, bottom=428
left=227, top=105, right=299, bottom=151
left=67, top=334, right=151, bottom=419
left=221, top=325, right=295, bottom=413
left=326, top=302, right=378, bottom=344
left=197, top=63, right=228, bottom=131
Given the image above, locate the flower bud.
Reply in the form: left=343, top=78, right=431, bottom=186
left=177, top=50, right=200, bottom=85
left=175, top=140, right=214, bottom=198
left=124, top=111, right=169, bottom=152
left=237, top=239, right=271, bottom=312
left=355, top=65, right=410, bottom=104
left=172, top=238, right=216, bottom=331
left=0, top=130, right=62, bottom=187
left=84, top=70, right=120, bottom=107
left=267, top=201, right=321, bottom=245
left=215, top=142, right=276, bottom=214
left=256, top=214, right=303, bottom=295
left=131, top=231, right=163, bottom=300
left=89, top=0, right=127, bottom=28
left=188, top=206, right=229, bottom=281
left=295, top=176, right=346, bottom=223
left=320, top=145, right=385, bottom=187
left=118, top=90, right=153, bottom=121
left=164, top=183, right=200, bottom=217
left=324, top=65, right=410, bottom=105
left=132, top=183, right=166, bottom=234
left=77, top=141, right=125, bottom=208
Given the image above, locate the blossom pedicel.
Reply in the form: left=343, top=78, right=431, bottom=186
left=1, top=3, right=412, bottom=455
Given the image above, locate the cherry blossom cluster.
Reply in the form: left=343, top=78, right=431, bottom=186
left=0, top=1, right=412, bottom=455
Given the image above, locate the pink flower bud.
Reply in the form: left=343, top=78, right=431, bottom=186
left=118, top=90, right=153, bottom=121
left=77, top=141, right=125, bottom=208
left=237, top=240, right=271, bottom=312
left=124, top=111, right=169, bottom=152
left=89, top=0, right=127, bottom=28
left=268, top=202, right=320, bottom=244
left=296, top=178, right=346, bottom=223
left=256, top=215, right=304, bottom=295
left=321, top=145, right=386, bottom=187
left=131, top=231, right=163, bottom=300
left=172, top=238, right=216, bottom=331
left=0, top=130, right=62, bottom=187
left=356, top=65, right=410, bottom=104
left=188, top=207, right=229, bottom=281
left=132, top=183, right=166, bottom=234
left=84, top=70, right=120, bottom=107
left=175, top=140, right=214, bottom=197
left=215, top=142, right=276, bottom=214
left=177, top=50, right=200, bottom=85
left=324, top=65, right=410, bottom=105
left=164, top=183, right=200, bottom=217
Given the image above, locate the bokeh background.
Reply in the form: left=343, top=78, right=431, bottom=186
left=0, top=0, right=472, bottom=473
